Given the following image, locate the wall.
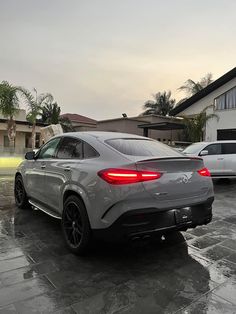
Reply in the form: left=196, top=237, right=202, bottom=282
left=97, top=116, right=183, bottom=143
left=179, top=78, right=236, bottom=141
left=0, top=109, right=26, bottom=121
left=0, top=122, right=42, bottom=155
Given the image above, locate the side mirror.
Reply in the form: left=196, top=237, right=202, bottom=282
left=199, top=150, right=208, bottom=156
left=25, top=151, right=36, bottom=160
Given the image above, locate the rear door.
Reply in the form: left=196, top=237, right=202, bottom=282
left=200, top=143, right=223, bottom=176
left=43, top=136, right=83, bottom=212
left=43, top=136, right=99, bottom=213
left=221, top=143, right=236, bottom=176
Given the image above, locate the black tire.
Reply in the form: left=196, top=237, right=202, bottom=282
left=62, top=195, right=92, bottom=255
left=14, top=175, right=30, bottom=209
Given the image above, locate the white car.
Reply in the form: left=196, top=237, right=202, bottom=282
left=183, top=141, right=236, bottom=178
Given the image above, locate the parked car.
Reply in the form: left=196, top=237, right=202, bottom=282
left=183, top=141, right=236, bottom=178
left=14, top=132, right=214, bottom=254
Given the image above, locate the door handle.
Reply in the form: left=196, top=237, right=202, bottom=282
left=41, top=164, right=46, bottom=169
left=64, top=167, right=71, bottom=172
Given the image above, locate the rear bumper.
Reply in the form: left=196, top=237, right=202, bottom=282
left=93, top=197, right=214, bottom=241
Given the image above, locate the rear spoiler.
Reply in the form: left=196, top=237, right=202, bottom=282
left=137, top=156, right=203, bottom=163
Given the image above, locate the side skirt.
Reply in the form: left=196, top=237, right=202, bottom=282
left=29, top=199, right=61, bottom=220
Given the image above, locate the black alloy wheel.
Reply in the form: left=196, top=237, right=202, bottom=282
left=14, top=175, right=30, bottom=209
left=62, top=195, right=91, bottom=254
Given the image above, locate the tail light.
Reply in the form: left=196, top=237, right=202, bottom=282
left=198, top=167, right=211, bottom=177
left=98, top=168, right=162, bottom=185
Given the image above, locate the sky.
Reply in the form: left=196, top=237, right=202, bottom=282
left=0, top=0, right=235, bottom=120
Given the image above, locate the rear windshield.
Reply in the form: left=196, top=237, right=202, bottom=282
left=106, top=138, right=181, bottom=157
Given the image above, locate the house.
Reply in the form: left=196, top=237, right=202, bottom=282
left=97, top=114, right=184, bottom=144
left=0, top=109, right=45, bottom=155
left=171, top=67, right=236, bottom=141
left=60, top=113, right=97, bottom=131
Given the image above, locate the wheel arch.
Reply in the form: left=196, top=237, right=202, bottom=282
left=15, top=172, right=21, bottom=179
left=63, top=190, right=86, bottom=207
left=62, top=189, right=92, bottom=226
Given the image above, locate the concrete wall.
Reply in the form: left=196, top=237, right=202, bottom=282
left=97, top=116, right=183, bottom=144
left=179, top=78, right=236, bottom=141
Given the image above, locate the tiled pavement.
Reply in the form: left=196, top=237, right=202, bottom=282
left=0, top=176, right=236, bottom=313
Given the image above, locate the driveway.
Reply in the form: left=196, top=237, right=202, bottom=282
left=0, top=176, right=236, bottom=313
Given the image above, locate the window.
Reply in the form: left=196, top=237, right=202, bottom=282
left=106, top=138, right=180, bottom=157
left=38, top=137, right=61, bottom=159
left=56, top=137, right=99, bottom=159
left=83, top=142, right=98, bottom=158
left=184, top=143, right=206, bottom=155
left=215, top=86, right=236, bottom=110
left=57, top=137, right=83, bottom=159
left=203, top=144, right=222, bottom=155
left=4, top=136, right=10, bottom=147
left=222, top=143, right=236, bottom=154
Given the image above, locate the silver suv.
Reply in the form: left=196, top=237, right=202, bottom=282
left=15, top=132, right=214, bottom=254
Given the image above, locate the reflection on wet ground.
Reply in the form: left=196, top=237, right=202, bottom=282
left=0, top=177, right=236, bottom=313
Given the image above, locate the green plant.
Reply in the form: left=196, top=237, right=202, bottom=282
left=19, top=87, right=53, bottom=149
left=181, top=106, right=218, bottom=142
left=0, top=81, right=20, bottom=146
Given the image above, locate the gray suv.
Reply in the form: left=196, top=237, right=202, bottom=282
left=15, top=132, right=214, bottom=254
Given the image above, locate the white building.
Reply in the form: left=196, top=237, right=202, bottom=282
left=171, top=67, right=236, bottom=141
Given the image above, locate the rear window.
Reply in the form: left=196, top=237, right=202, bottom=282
left=106, top=138, right=180, bottom=157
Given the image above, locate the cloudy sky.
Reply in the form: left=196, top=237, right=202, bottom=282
left=0, top=0, right=235, bottom=120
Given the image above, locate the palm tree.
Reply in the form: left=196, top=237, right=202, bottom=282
left=0, top=81, right=20, bottom=147
left=41, top=102, right=61, bottom=124
left=41, top=102, right=74, bottom=132
left=178, top=73, right=213, bottom=102
left=19, top=88, right=53, bottom=149
left=181, top=106, right=218, bottom=142
left=142, top=91, right=176, bottom=116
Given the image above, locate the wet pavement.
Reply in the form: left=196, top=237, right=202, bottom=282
left=0, top=176, right=236, bottom=313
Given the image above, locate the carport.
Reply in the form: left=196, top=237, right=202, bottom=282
left=138, top=121, right=185, bottom=140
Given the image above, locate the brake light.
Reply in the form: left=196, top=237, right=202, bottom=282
left=198, top=167, right=211, bottom=177
left=98, top=168, right=162, bottom=185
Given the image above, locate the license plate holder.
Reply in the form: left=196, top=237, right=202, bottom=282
left=174, top=207, right=192, bottom=224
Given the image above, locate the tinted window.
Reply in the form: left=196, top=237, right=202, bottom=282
left=57, top=137, right=82, bottom=159
left=204, top=144, right=222, bottom=155
left=222, top=143, right=236, bottom=154
left=83, top=142, right=98, bottom=158
left=38, top=137, right=61, bottom=159
left=106, top=138, right=180, bottom=157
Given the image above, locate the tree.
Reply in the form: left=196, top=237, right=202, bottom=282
left=41, top=102, right=61, bottom=124
left=178, top=73, right=213, bottom=103
left=181, top=106, right=218, bottom=142
left=19, top=88, right=53, bottom=149
left=41, top=102, right=74, bottom=132
left=142, top=91, right=176, bottom=116
left=0, top=81, right=20, bottom=147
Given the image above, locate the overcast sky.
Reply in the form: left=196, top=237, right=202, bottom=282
left=0, top=0, right=235, bottom=120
